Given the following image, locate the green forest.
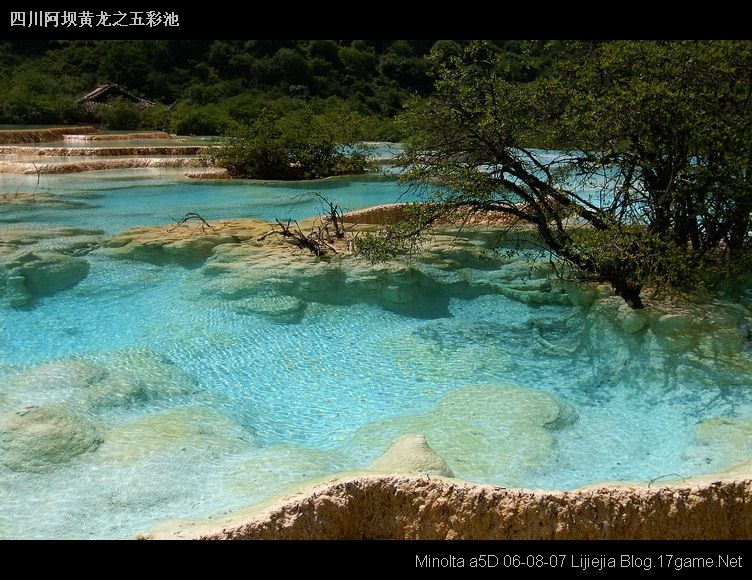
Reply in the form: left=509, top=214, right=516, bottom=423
left=0, top=40, right=584, bottom=138
left=3, top=39, right=750, bottom=303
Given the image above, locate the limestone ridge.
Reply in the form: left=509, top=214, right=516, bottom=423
left=102, top=219, right=574, bottom=320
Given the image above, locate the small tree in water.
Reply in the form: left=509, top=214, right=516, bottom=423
left=214, top=106, right=370, bottom=180
left=362, top=41, right=752, bottom=308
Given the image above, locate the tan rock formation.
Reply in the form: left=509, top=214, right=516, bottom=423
left=341, top=203, right=527, bottom=227
left=342, top=203, right=408, bottom=225
left=365, top=434, right=454, bottom=477
left=62, top=131, right=170, bottom=141
left=138, top=398, right=752, bottom=540
left=147, top=473, right=752, bottom=540
left=184, top=168, right=231, bottom=179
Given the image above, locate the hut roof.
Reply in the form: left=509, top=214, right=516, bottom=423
left=77, top=84, right=155, bottom=112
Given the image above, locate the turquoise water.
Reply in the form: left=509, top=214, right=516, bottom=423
left=1, top=169, right=752, bottom=539
left=0, top=170, right=414, bottom=234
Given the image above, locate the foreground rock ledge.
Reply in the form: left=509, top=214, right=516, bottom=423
left=146, top=474, right=752, bottom=540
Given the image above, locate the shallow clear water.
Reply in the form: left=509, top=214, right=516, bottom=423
left=1, top=168, right=751, bottom=539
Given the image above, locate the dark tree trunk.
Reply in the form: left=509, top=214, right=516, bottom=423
left=533, top=218, right=644, bottom=309
left=610, top=278, right=644, bottom=309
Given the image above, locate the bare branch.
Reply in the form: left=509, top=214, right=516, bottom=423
left=167, top=212, right=218, bottom=233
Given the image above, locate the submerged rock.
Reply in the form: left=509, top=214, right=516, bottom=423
left=233, top=294, right=307, bottom=323
left=108, top=217, right=587, bottom=318
left=16, top=251, right=90, bottom=298
left=0, top=348, right=197, bottom=411
left=696, top=417, right=752, bottom=449
left=1, top=358, right=105, bottom=405
left=0, top=192, right=91, bottom=212
left=85, top=348, right=198, bottom=409
left=104, top=218, right=593, bottom=318
left=643, top=304, right=748, bottom=357
left=685, top=417, right=752, bottom=472
left=97, top=406, right=254, bottom=463
left=589, top=297, right=652, bottom=335
left=345, top=383, right=577, bottom=484
left=580, top=294, right=752, bottom=390
left=366, top=434, right=454, bottom=477
left=620, top=307, right=650, bottom=334
left=0, top=404, right=103, bottom=472
left=651, top=312, right=701, bottom=352
left=0, top=225, right=101, bottom=307
left=653, top=313, right=697, bottom=336
left=202, top=230, right=518, bottom=319
left=0, top=224, right=101, bottom=248
left=103, top=217, right=752, bottom=356
left=227, top=445, right=347, bottom=496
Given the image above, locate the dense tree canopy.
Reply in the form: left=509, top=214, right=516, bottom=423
left=0, top=40, right=583, bottom=136
left=214, top=106, right=369, bottom=180
left=363, top=41, right=752, bottom=307
left=4, top=39, right=750, bottom=304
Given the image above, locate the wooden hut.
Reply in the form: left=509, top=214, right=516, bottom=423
left=77, top=84, right=155, bottom=113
